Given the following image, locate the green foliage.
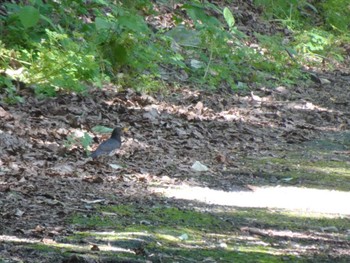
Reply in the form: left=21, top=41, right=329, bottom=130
left=254, top=0, right=349, bottom=72
left=320, top=0, right=350, bottom=32
left=26, top=29, right=101, bottom=96
left=64, top=131, right=93, bottom=156
left=18, top=6, right=40, bottom=29
left=91, top=125, right=114, bottom=134
left=255, top=33, right=305, bottom=85
left=178, top=4, right=246, bottom=90
left=1, top=2, right=49, bottom=48
left=0, top=75, right=24, bottom=104
left=294, top=29, right=346, bottom=67
left=254, top=0, right=311, bottom=30
left=0, top=0, right=160, bottom=96
left=92, top=6, right=153, bottom=76
left=0, top=0, right=348, bottom=98
left=174, top=2, right=304, bottom=89
left=223, top=7, right=235, bottom=29
left=0, top=42, right=25, bottom=103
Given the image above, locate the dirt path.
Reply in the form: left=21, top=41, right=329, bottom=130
left=1, top=71, right=350, bottom=262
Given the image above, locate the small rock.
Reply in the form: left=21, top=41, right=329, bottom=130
left=191, top=161, right=209, bottom=172
left=109, top=163, right=122, bottom=170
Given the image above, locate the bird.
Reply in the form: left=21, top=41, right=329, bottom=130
left=90, top=127, right=124, bottom=159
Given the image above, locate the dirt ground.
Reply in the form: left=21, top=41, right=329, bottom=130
left=1, top=68, right=350, bottom=262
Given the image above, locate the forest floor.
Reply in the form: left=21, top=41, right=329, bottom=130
left=1, top=69, right=350, bottom=262
left=1, top=1, right=350, bottom=262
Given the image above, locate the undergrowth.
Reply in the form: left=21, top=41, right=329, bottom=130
left=0, top=0, right=348, bottom=103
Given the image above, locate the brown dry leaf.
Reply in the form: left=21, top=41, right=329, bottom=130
left=50, top=164, right=75, bottom=176
left=90, top=244, right=100, bottom=251
left=215, top=154, right=226, bottom=163
left=81, top=199, right=105, bottom=204
left=82, top=176, right=104, bottom=184
left=42, top=238, right=56, bottom=244
left=34, top=225, right=45, bottom=233
left=143, top=107, right=159, bottom=123
left=194, top=101, right=203, bottom=113
left=0, top=107, right=13, bottom=120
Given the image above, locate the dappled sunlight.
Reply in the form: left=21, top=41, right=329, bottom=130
left=134, top=89, right=342, bottom=128
left=0, top=229, right=318, bottom=258
left=0, top=234, right=135, bottom=253
left=1, top=0, right=350, bottom=261
left=152, top=184, right=350, bottom=215
left=302, top=165, right=350, bottom=177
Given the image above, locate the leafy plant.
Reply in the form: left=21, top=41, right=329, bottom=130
left=255, top=33, right=304, bottom=84
left=0, top=75, right=24, bottom=104
left=0, top=0, right=347, bottom=98
left=24, top=29, right=101, bottom=96
left=320, top=0, right=350, bottom=33
left=254, top=0, right=310, bottom=30
left=254, top=0, right=348, bottom=74
left=65, top=131, right=93, bottom=156
left=294, top=29, right=345, bottom=67
left=18, top=6, right=40, bottom=29
left=0, top=42, right=25, bottom=103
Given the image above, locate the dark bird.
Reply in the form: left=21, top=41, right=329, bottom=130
left=90, top=127, right=124, bottom=159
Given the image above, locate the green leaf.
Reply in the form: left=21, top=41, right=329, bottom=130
left=95, top=17, right=113, bottom=30
left=81, top=132, right=93, bottom=149
left=305, top=3, right=318, bottom=13
left=118, top=15, right=149, bottom=33
left=92, top=126, right=113, bottom=134
left=94, top=0, right=108, bottom=5
left=223, top=7, right=235, bottom=29
left=285, top=47, right=297, bottom=56
left=40, top=14, right=59, bottom=31
left=18, top=6, right=40, bottom=29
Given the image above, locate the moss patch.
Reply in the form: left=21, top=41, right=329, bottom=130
left=64, top=204, right=350, bottom=262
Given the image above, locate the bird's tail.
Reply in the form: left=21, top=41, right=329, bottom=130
left=90, top=151, right=98, bottom=159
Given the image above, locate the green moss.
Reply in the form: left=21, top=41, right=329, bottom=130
left=229, top=208, right=350, bottom=232
left=65, top=203, right=350, bottom=261
left=249, top=155, right=350, bottom=191
left=85, top=205, right=230, bottom=231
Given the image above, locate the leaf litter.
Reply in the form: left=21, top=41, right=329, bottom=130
left=1, top=74, right=350, bottom=261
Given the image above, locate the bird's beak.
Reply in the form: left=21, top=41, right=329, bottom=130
left=122, top=127, right=129, bottom=133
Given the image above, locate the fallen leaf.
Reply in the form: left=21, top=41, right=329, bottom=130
left=34, top=225, right=45, bottom=233
left=82, top=176, right=104, bottom=183
left=81, top=199, right=105, bottom=204
left=215, top=154, right=226, bottom=163
left=91, top=244, right=100, bottom=251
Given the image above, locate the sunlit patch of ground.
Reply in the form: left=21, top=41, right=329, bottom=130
left=152, top=184, right=350, bottom=215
